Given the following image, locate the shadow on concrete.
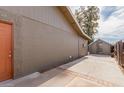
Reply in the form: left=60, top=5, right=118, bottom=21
left=17, top=56, right=88, bottom=87
left=58, top=56, right=88, bottom=69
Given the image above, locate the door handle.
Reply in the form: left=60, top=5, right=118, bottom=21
left=8, top=54, right=12, bottom=58
left=9, top=51, right=12, bottom=58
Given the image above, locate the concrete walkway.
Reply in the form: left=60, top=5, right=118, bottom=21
left=1, top=54, right=124, bottom=87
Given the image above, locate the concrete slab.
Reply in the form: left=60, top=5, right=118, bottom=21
left=1, top=54, right=124, bottom=87
left=66, top=77, right=102, bottom=87
left=15, top=68, right=64, bottom=87
left=59, top=54, right=124, bottom=86
left=0, top=72, right=41, bottom=87
left=39, top=70, right=77, bottom=87
left=59, top=57, right=93, bottom=75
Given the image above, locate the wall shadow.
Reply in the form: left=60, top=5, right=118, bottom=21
left=17, top=56, right=88, bottom=87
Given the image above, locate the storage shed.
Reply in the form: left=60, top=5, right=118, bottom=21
left=0, top=6, right=91, bottom=81
left=89, top=39, right=112, bottom=55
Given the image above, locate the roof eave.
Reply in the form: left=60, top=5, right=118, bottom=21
left=57, top=6, right=92, bottom=41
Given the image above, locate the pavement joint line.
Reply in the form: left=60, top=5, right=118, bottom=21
left=64, top=77, right=79, bottom=87
left=58, top=67, right=115, bottom=87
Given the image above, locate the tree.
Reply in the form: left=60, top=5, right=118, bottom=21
left=75, top=6, right=100, bottom=40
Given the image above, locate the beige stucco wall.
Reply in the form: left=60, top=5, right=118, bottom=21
left=0, top=6, right=74, bottom=34
left=20, top=17, right=80, bottom=76
left=0, top=6, right=88, bottom=78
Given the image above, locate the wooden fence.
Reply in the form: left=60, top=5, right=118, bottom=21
left=114, top=40, right=124, bottom=67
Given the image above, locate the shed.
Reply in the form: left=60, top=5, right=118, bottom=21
left=89, top=39, right=112, bottom=55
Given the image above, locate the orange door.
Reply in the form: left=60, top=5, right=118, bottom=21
left=0, top=22, right=12, bottom=82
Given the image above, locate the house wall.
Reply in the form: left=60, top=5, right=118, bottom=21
left=89, top=42, right=97, bottom=54
left=89, top=40, right=111, bottom=55
left=0, top=6, right=88, bottom=78
left=78, top=37, right=88, bottom=57
left=0, top=6, right=74, bottom=34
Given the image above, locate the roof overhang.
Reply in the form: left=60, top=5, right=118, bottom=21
left=58, top=6, right=92, bottom=41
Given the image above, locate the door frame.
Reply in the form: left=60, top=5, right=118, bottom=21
left=0, top=19, right=14, bottom=79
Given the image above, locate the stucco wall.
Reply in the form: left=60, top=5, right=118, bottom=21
left=20, top=17, right=79, bottom=76
left=0, top=6, right=75, bottom=34
left=0, top=6, right=88, bottom=78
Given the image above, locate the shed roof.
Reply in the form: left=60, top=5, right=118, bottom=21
left=58, top=6, right=91, bottom=41
left=89, top=39, right=112, bottom=46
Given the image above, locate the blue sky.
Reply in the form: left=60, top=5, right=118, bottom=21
left=70, top=6, right=124, bottom=44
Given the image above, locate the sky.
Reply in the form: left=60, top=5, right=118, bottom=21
left=70, top=6, right=124, bottom=44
